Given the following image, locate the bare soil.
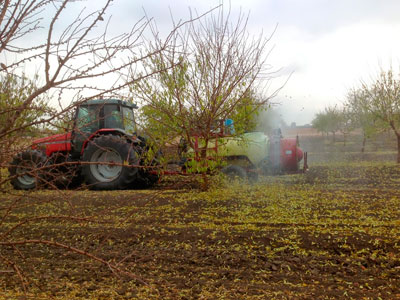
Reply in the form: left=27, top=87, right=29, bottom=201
left=1, top=162, right=400, bottom=299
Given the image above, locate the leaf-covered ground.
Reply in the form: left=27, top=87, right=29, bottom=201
left=1, top=162, right=400, bottom=299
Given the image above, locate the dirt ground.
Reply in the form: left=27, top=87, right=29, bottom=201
left=1, top=161, right=400, bottom=299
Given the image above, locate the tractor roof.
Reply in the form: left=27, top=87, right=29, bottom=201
left=81, top=99, right=138, bottom=109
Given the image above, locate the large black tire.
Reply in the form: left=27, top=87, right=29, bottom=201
left=8, top=150, right=47, bottom=190
left=82, top=135, right=139, bottom=190
left=221, top=165, right=247, bottom=181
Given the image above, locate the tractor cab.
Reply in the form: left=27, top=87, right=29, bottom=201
left=71, top=99, right=138, bottom=156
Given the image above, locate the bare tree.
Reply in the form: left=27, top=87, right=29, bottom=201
left=311, top=105, right=343, bottom=142
left=0, top=0, right=201, bottom=293
left=358, top=68, right=400, bottom=162
left=0, top=0, right=181, bottom=142
left=335, top=106, right=354, bottom=147
left=345, top=88, right=383, bottom=153
left=134, top=6, right=280, bottom=167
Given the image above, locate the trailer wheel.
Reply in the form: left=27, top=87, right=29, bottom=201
left=247, top=170, right=259, bottom=183
left=221, top=165, right=247, bottom=181
left=82, top=135, right=139, bottom=190
left=8, top=150, right=47, bottom=190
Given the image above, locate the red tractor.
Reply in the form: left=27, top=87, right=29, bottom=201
left=8, top=99, right=159, bottom=190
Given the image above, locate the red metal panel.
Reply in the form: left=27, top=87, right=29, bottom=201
left=280, top=138, right=303, bottom=171
left=32, top=132, right=72, bottom=156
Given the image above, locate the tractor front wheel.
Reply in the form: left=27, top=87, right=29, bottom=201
left=82, top=135, right=138, bottom=190
left=8, top=150, right=47, bottom=190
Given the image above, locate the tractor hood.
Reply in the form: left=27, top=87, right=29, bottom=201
left=32, top=132, right=72, bottom=156
left=33, top=132, right=72, bottom=145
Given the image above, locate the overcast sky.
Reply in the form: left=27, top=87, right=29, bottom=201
left=24, top=0, right=400, bottom=125
left=101, top=0, right=399, bottom=125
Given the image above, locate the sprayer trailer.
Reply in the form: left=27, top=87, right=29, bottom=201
left=8, top=99, right=159, bottom=190
left=182, top=125, right=308, bottom=181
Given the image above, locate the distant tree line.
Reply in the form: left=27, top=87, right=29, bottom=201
left=312, top=68, right=400, bottom=163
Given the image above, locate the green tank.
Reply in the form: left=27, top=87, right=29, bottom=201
left=184, top=125, right=306, bottom=180
left=206, top=132, right=269, bottom=166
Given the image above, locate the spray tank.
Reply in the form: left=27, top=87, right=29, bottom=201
left=183, top=119, right=308, bottom=179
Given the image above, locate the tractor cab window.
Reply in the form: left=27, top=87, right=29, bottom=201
left=122, top=106, right=136, bottom=135
left=104, top=104, right=123, bottom=129
left=76, top=105, right=100, bottom=133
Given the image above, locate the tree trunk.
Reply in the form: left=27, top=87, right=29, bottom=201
left=200, top=140, right=209, bottom=191
left=361, top=133, right=366, bottom=153
left=397, top=134, right=400, bottom=164
left=389, top=121, right=400, bottom=164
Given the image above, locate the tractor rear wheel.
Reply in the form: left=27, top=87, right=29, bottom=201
left=8, top=150, right=47, bottom=190
left=82, top=135, right=138, bottom=190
